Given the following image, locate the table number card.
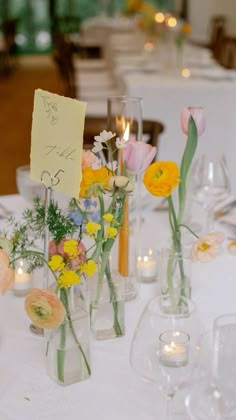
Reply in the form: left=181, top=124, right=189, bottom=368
left=30, top=89, right=87, bottom=197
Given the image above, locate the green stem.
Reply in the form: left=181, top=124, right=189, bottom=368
left=55, top=288, right=91, bottom=383
left=10, top=251, right=58, bottom=283
left=105, top=263, right=123, bottom=337
left=178, top=223, right=199, bottom=239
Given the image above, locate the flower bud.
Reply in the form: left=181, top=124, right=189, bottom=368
left=109, top=176, right=134, bottom=192
left=181, top=107, right=206, bottom=136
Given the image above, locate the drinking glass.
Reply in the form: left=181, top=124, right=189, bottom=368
left=187, top=155, right=231, bottom=232
left=130, top=295, right=203, bottom=420
left=185, top=314, right=236, bottom=419
left=107, top=96, right=143, bottom=300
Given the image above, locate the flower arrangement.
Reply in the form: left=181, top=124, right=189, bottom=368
left=0, top=200, right=94, bottom=383
left=143, top=107, right=224, bottom=311
left=69, top=130, right=156, bottom=338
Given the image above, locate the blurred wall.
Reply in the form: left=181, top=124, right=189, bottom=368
left=189, top=0, right=236, bottom=43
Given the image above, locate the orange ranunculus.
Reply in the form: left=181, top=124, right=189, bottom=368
left=79, top=166, right=112, bottom=197
left=25, top=288, right=66, bottom=329
left=0, top=249, right=15, bottom=294
left=143, top=161, right=180, bottom=197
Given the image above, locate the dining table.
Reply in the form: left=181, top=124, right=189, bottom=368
left=113, top=42, right=236, bottom=195
left=0, top=192, right=235, bottom=420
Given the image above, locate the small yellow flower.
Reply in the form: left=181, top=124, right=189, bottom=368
left=105, top=226, right=117, bottom=238
left=81, top=260, right=97, bottom=277
left=48, top=255, right=65, bottom=272
left=63, top=239, right=78, bottom=258
left=103, top=213, right=113, bottom=222
left=58, top=270, right=81, bottom=288
left=143, top=161, right=180, bottom=197
left=85, top=221, right=101, bottom=237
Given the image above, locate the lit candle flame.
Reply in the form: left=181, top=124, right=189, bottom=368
left=17, top=267, right=23, bottom=275
left=123, top=122, right=130, bottom=141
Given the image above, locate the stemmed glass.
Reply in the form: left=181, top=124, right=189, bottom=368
left=185, top=314, right=236, bottom=419
left=187, top=155, right=231, bottom=233
left=129, top=295, right=203, bottom=419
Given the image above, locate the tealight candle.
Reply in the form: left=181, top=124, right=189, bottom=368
left=159, top=330, right=190, bottom=367
left=136, top=248, right=159, bottom=283
left=13, top=259, right=31, bottom=296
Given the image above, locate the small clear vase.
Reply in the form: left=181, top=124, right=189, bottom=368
left=160, top=248, right=192, bottom=315
left=89, top=252, right=125, bottom=340
left=45, top=283, right=91, bottom=385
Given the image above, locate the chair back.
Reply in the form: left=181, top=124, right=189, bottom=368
left=83, top=116, right=164, bottom=161
left=53, top=33, right=76, bottom=98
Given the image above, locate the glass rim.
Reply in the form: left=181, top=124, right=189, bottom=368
left=107, top=95, right=143, bottom=104
left=214, top=313, right=236, bottom=327
left=159, top=330, right=190, bottom=344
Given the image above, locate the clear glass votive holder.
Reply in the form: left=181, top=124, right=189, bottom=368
left=159, top=330, right=190, bottom=367
left=135, top=248, right=159, bottom=283
left=13, top=259, right=32, bottom=297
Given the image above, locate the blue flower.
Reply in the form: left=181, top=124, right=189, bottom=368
left=84, top=199, right=97, bottom=209
left=68, top=211, right=85, bottom=226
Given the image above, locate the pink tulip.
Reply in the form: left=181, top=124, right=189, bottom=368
left=123, top=140, right=157, bottom=173
left=181, top=107, right=206, bottom=136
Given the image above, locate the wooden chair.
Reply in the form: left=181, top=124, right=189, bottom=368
left=83, top=116, right=164, bottom=161
left=53, top=33, right=77, bottom=98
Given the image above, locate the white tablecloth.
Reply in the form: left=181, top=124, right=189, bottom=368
left=0, top=194, right=235, bottom=420
left=114, top=45, right=236, bottom=195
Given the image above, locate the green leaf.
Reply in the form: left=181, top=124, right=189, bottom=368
left=178, top=116, right=198, bottom=223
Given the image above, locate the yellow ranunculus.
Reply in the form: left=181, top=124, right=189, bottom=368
left=63, top=239, right=78, bottom=258
left=143, top=161, right=180, bottom=197
left=48, top=255, right=65, bottom=272
left=58, top=270, right=81, bottom=288
left=79, top=166, right=112, bottom=197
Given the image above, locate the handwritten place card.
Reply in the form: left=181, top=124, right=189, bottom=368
left=30, top=89, right=87, bottom=198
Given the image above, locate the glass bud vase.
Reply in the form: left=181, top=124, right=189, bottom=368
left=89, top=251, right=125, bottom=340
left=160, top=248, right=192, bottom=315
left=45, top=283, right=91, bottom=385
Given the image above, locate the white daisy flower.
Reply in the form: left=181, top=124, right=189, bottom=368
left=92, top=141, right=103, bottom=153
left=94, top=130, right=116, bottom=143
left=115, top=137, right=127, bottom=149
left=106, top=160, right=118, bottom=172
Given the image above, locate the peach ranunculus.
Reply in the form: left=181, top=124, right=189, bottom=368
left=25, top=288, right=66, bottom=329
left=143, top=161, right=180, bottom=197
left=0, top=249, right=15, bottom=294
left=123, top=140, right=157, bottom=173
left=82, top=149, right=98, bottom=169
left=191, top=232, right=225, bottom=262
left=181, top=107, right=206, bottom=136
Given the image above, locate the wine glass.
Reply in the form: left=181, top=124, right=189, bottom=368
left=187, top=155, right=231, bottom=233
left=129, top=295, right=203, bottom=419
left=185, top=314, right=236, bottom=419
